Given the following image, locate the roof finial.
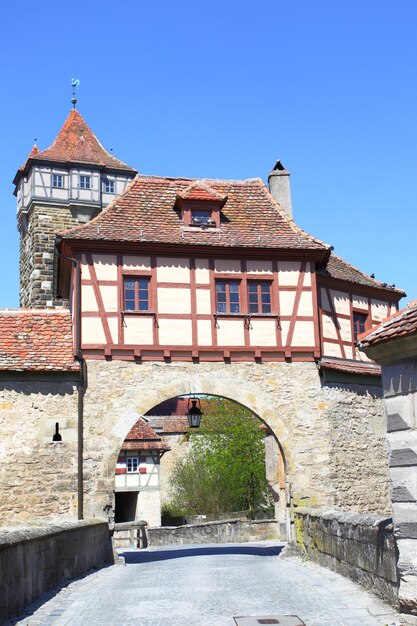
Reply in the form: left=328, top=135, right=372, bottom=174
left=71, top=78, right=80, bottom=108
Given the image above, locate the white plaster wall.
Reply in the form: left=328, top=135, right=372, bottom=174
left=323, top=341, right=343, bottom=358
left=81, top=257, right=91, bottom=280
left=195, top=259, right=210, bottom=283
left=291, top=321, right=315, bottom=346
left=82, top=285, right=98, bottom=312
left=137, top=491, right=161, bottom=527
left=123, top=255, right=151, bottom=270
left=215, top=259, right=241, bottom=273
left=371, top=300, right=391, bottom=322
left=330, top=290, right=350, bottom=315
left=82, top=317, right=106, bottom=344
left=249, top=320, right=276, bottom=346
left=278, top=261, right=301, bottom=285
left=124, top=317, right=153, bottom=345
left=100, top=286, right=118, bottom=312
left=196, top=289, right=211, bottom=314
left=322, top=313, right=338, bottom=340
left=157, top=257, right=190, bottom=283
left=158, top=319, right=192, bottom=345
left=92, top=254, right=118, bottom=280
left=157, top=288, right=191, bottom=314
left=352, top=295, right=368, bottom=310
left=216, top=319, right=245, bottom=345
left=247, top=260, right=273, bottom=274
left=108, top=318, right=118, bottom=344
left=298, top=291, right=314, bottom=316
left=197, top=320, right=212, bottom=345
left=280, top=291, right=296, bottom=316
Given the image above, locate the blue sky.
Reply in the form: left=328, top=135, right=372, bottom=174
left=1, top=0, right=416, bottom=307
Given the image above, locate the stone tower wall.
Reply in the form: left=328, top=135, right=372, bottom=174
left=19, top=205, right=80, bottom=308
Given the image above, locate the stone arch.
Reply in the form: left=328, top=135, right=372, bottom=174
left=104, top=373, right=292, bottom=485
left=86, top=364, right=293, bottom=532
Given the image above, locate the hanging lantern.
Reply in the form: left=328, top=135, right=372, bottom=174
left=187, top=398, right=203, bottom=428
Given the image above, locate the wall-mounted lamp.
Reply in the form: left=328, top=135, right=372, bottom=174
left=187, top=398, right=203, bottom=428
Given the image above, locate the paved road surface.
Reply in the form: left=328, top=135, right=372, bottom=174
left=11, top=542, right=400, bottom=626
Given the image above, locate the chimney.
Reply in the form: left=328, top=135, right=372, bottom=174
left=268, top=160, right=292, bottom=218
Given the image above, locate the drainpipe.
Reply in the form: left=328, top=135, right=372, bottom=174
left=55, top=241, right=86, bottom=520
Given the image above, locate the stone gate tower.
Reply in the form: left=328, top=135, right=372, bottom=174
left=13, top=108, right=137, bottom=308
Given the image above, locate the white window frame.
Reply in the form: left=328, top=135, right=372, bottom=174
left=52, top=173, right=64, bottom=189
left=79, top=175, right=91, bottom=190
left=103, top=178, right=115, bottom=193
left=126, top=457, right=139, bottom=473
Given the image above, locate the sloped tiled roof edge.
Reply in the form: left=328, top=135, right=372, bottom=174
left=358, top=300, right=417, bottom=348
left=59, top=174, right=330, bottom=253
left=0, top=309, right=77, bottom=372
left=317, top=253, right=405, bottom=297
left=14, top=109, right=136, bottom=186
left=318, top=357, right=381, bottom=377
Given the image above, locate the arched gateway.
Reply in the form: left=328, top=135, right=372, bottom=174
left=0, top=107, right=401, bottom=528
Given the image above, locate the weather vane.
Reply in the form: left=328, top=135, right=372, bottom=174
left=71, top=78, right=80, bottom=108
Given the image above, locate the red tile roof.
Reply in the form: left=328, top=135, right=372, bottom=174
left=14, top=109, right=136, bottom=184
left=0, top=310, right=77, bottom=371
left=177, top=181, right=227, bottom=203
left=122, top=418, right=170, bottom=452
left=358, top=300, right=417, bottom=348
left=318, top=357, right=381, bottom=377
left=148, top=416, right=190, bottom=433
left=317, top=253, right=405, bottom=297
left=60, top=175, right=329, bottom=253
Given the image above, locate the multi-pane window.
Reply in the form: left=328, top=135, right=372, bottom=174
left=127, top=457, right=139, bottom=473
left=248, top=281, right=272, bottom=314
left=216, top=280, right=240, bottom=313
left=353, top=312, right=368, bottom=342
left=103, top=179, right=115, bottom=193
left=52, top=174, right=64, bottom=188
left=124, top=277, right=150, bottom=311
left=79, top=175, right=91, bottom=189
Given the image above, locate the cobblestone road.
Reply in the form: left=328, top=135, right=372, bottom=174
left=11, top=542, right=401, bottom=626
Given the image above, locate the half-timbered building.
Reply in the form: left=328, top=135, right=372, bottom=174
left=0, top=106, right=405, bottom=530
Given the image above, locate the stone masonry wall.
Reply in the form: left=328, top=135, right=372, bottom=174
left=382, top=358, right=417, bottom=615
left=0, top=376, right=79, bottom=523
left=147, top=518, right=279, bottom=546
left=292, top=508, right=398, bottom=607
left=0, top=520, right=112, bottom=622
left=321, top=382, right=391, bottom=513
left=0, top=361, right=391, bottom=525
left=19, top=205, right=79, bottom=308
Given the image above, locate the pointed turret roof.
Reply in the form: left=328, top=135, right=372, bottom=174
left=14, top=109, right=136, bottom=185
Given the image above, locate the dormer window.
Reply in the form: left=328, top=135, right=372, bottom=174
left=175, top=181, right=227, bottom=230
left=191, top=210, right=212, bottom=225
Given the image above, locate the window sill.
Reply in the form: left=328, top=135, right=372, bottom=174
left=122, top=310, right=156, bottom=316
left=214, top=313, right=280, bottom=318
left=214, top=313, right=281, bottom=329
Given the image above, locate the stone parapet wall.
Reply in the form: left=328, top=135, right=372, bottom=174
left=292, top=508, right=398, bottom=607
left=0, top=520, right=113, bottom=622
left=147, top=519, right=280, bottom=546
